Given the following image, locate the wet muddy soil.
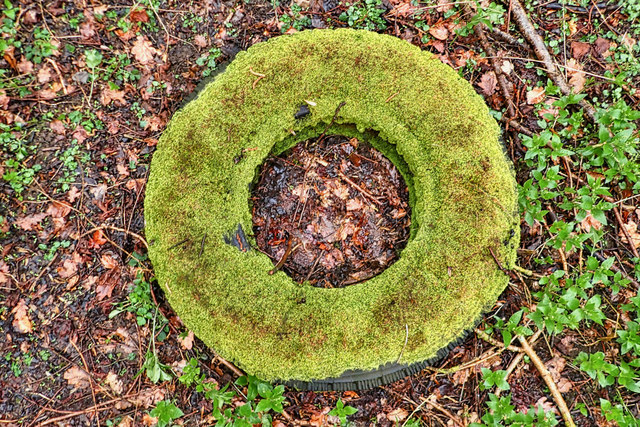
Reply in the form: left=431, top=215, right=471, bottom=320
left=252, top=134, right=411, bottom=288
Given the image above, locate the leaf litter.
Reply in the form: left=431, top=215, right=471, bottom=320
left=252, top=135, right=411, bottom=287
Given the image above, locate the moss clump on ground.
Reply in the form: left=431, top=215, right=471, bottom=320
left=145, top=29, right=519, bottom=383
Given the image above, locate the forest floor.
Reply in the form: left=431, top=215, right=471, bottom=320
left=1, top=0, right=640, bottom=426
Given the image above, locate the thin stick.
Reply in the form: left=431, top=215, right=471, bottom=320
left=474, top=22, right=516, bottom=117
left=337, top=171, right=381, bottom=205
left=45, top=58, right=68, bottom=95
left=518, top=335, right=576, bottom=427
left=495, top=329, right=543, bottom=398
left=396, top=324, right=409, bottom=363
left=249, top=67, right=265, bottom=89
left=418, top=396, right=465, bottom=427
left=69, top=340, right=100, bottom=427
left=79, top=225, right=149, bottom=250
left=475, top=328, right=523, bottom=353
left=613, top=206, right=640, bottom=258
left=504, top=0, right=597, bottom=121
left=269, top=238, right=299, bottom=275
left=214, top=354, right=244, bottom=377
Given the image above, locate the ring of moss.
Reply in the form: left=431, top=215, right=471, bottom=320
left=145, top=29, right=519, bottom=383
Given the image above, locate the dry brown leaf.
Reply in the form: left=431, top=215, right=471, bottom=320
left=100, top=88, right=127, bottom=106
left=57, top=258, right=78, bottom=279
left=478, top=71, right=497, bottom=96
left=132, top=36, right=158, bottom=65
left=580, top=212, right=603, bottom=232
left=90, top=183, right=108, bottom=201
left=15, top=213, right=47, bottom=231
left=105, top=372, right=124, bottom=395
left=64, top=366, right=91, bottom=389
left=620, top=220, right=640, bottom=248
left=178, top=330, right=195, bottom=350
left=0, top=89, right=9, bottom=109
left=17, top=57, right=34, bottom=73
left=47, top=200, right=72, bottom=218
left=390, top=3, right=417, bottom=18
left=130, top=387, right=166, bottom=408
left=194, top=34, right=208, bottom=48
left=452, top=367, right=470, bottom=385
left=526, top=86, right=546, bottom=104
left=67, top=186, right=81, bottom=203
left=594, top=37, right=612, bottom=57
left=12, top=299, right=33, bottom=334
left=101, top=253, right=119, bottom=270
left=37, top=66, right=53, bottom=84
left=567, top=59, right=586, bottom=93
left=387, top=408, right=409, bottom=422
left=0, top=261, right=10, bottom=285
left=50, top=119, right=66, bottom=135
left=130, top=8, right=150, bottom=23
left=571, top=41, right=591, bottom=59
left=501, top=60, right=514, bottom=75
left=429, top=22, right=449, bottom=41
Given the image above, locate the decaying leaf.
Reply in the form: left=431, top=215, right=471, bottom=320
left=105, top=371, right=124, bottom=395
left=478, top=71, right=497, bottom=96
left=178, top=330, right=195, bottom=350
left=64, top=366, right=91, bottom=389
left=132, top=36, right=159, bottom=65
left=386, top=408, right=409, bottom=422
left=526, top=86, right=546, bottom=105
left=620, top=220, right=640, bottom=248
left=12, top=299, right=33, bottom=334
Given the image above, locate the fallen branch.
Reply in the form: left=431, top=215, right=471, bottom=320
left=474, top=22, right=516, bottom=117
left=518, top=335, right=576, bottom=427
left=505, top=0, right=597, bottom=121
left=494, top=329, right=543, bottom=398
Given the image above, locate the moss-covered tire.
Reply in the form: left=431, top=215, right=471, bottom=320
left=145, top=29, right=519, bottom=388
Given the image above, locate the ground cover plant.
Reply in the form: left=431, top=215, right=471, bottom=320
left=0, top=0, right=639, bottom=425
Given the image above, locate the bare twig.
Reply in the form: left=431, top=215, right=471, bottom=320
left=504, top=0, right=597, bottom=121
left=518, top=335, right=576, bottom=427
left=249, top=67, right=265, bottom=89
left=495, top=329, right=543, bottom=398
left=79, top=225, right=149, bottom=251
left=474, top=22, right=516, bottom=117
left=613, top=206, right=640, bottom=258
left=214, top=354, right=244, bottom=377
left=475, top=328, right=523, bottom=353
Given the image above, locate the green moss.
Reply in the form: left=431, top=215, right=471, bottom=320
left=145, top=29, right=519, bottom=382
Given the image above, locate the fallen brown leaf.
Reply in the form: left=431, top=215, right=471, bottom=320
left=478, top=71, right=497, bottom=96
left=0, top=260, right=10, bottom=285
left=429, top=22, right=449, bottom=41
left=178, top=330, right=195, bottom=350
left=620, top=220, right=640, bottom=248
left=64, top=366, right=91, bottom=389
left=105, top=372, right=124, bottom=395
left=571, top=41, right=591, bottom=59
left=194, top=34, right=208, bottom=48
left=387, top=408, right=409, bottom=422
left=15, top=212, right=47, bottom=231
left=100, top=88, right=127, bottom=106
left=12, top=299, right=33, bottom=334
left=526, top=86, right=546, bottom=104
left=132, top=35, right=159, bottom=65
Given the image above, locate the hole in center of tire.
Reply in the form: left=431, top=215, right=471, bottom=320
left=252, top=134, right=411, bottom=288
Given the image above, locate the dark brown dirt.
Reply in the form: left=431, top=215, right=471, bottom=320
left=251, top=134, right=411, bottom=288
